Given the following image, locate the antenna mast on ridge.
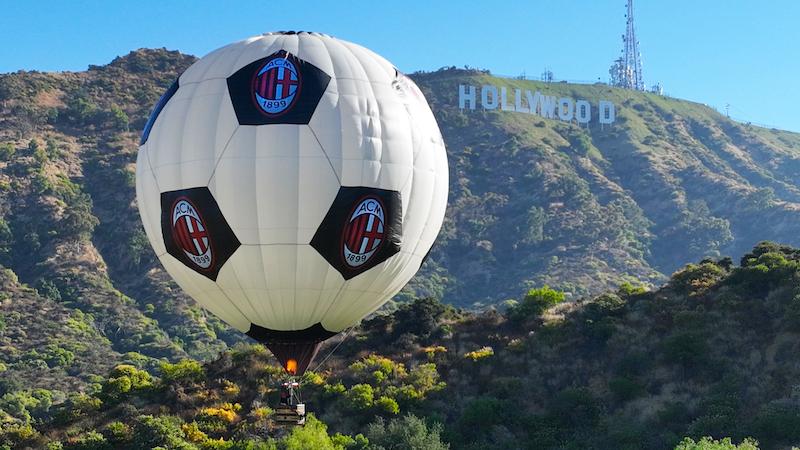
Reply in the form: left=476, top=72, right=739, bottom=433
left=610, top=0, right=645, bottom=90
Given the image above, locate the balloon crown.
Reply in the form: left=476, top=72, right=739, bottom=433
left=263, top=31, right=331, bottom=38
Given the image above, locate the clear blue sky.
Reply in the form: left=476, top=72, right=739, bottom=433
left=2, top=0, right=798, bottom=131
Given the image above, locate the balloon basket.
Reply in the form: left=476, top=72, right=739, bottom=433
left=274, top=380, right=306, bottom=427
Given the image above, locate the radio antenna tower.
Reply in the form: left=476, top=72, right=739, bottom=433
left=610, top=0, right=644, bottom=90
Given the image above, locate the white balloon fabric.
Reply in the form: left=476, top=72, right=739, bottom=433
left=136, top=32, right=448, bottom=374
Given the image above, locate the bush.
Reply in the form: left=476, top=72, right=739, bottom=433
left=160, top=359, right=205, bottom=384
left=281, top=415, right=339, bottom=450
left=0, top=143, right=15, bottom=160
left=751, top=399, right=800, bottom=443
left=662, top=332, right=708, bottom=368
left=375, top=396, right=400, bottom=415
left=64, top=430, right=109, bottom=450
left=608, top=377, right=645, bottom=402
left=366, top=414, right=448, bottom=450
left=391, top=297, right=452, bottom=340
left=463, top=346, right=494, bottom=361
left=507, top=286, right=565, bottom=322
left=104, top=421, right=132, bottom=444
left=457, top=397, right=512, bottom=439
left=345, top=384, right=374, bottom=410
left=550, top=388, right=603, bottom=428
left=674, top=437, right=759, bottom=450
left=198, top=403, right=241, bottom=424
left=671, top=262, right=726, bottom=296
left=102, top=364, right=152, bottom=399
left=133, top=415, right=191, bottom=449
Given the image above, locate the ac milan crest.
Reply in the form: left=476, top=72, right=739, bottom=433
left=227, top=50, right=330, bottom=126
left=160, top=187, right=240, bottom=281
left=342, top=196, right=386, bottom=268
left=252, top=55, right=301, bottom=116
left=171, top=198, right=214, bottom=270
left=311, top=187, right=403, bottom=280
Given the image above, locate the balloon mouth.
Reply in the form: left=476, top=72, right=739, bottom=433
left=285, top=359, right=298, bottom=375
left=246, top=322, right=338, bottom=376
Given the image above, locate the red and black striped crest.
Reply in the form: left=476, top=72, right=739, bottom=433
left=160, top=187, right=240, bottom=281
left=310, top=187, right=403, bottom=280
left=171, top=198, right=214, bottom=270
left=342, top=196, right=386, bottom=268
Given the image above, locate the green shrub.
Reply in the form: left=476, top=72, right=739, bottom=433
left=671, top=262, right=726, bottom=296
left=345, top=384, right=374, bottom=410
left=375, top=396, right=400, bottom=415
left=752, top=400, right=800, bottom=443
left=160, top=359, right=205, bottom=384
left=104, top=421, right=132, bottom=444
left=281, top=415, right=338, bottom=450
left=366, top=414, right=448, bottom=450
left=133, top=415, right=191, bottom=449
left=662, top=332, right=708, bottom=368
left=608, top=377, right=645, bottom=402
left=674, top=437, right=759, bottom=450
left=457, top=397, right=512, bottom=438
left=550, top=388, right=603, bottom=427
left=64, top=430, right=109, bottom=450
left=0, top=143, right=15, bottom=160
left=507, top=286, right=565, bottom=322
left=102, top=364, right=152, bottom=399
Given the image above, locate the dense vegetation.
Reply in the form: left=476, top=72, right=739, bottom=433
left=2, top=242, right=800, bottom=448
left=2, top=49, right=800, bottom=448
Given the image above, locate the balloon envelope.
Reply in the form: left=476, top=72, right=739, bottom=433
left=136, top=32, right=448, bottom=374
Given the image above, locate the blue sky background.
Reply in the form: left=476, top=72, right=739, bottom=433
left=1, top=0, right=798, bottom=131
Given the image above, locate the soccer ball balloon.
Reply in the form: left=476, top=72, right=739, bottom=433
left=136, top=32, right=448, bottom=374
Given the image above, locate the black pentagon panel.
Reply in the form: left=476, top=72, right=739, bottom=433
left=140, top=78, right=179, bottom=145
left=311, top=187, right=402, bottom=280
left=226, top=50, right=331, bottom=125
left=160, top=187, right=240, bottom=281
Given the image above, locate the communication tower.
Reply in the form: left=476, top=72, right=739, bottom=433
left=610, top=1, right=644, bottom=90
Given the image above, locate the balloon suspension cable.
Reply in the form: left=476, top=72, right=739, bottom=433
left=308, top=326, right=355, bottom=374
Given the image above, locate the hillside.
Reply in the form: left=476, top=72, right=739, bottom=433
left=1, top=49, right=800, bottom=400
left=408, top=68, right=800, bottom=304
left=5, top=242, right=800, bottom=449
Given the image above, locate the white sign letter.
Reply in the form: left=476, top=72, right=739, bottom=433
left=576, top=100, right=591, bottom=123
left=514, top=89, right=529, bottom=113
left=526, top=90, right=538, bottom=116
left=599, top=100, right=615, bottom=124
left=501, top=87, right=515, bottom=111
left=537, top=94, right=557, bottom=119
left=558, top=98, right=574, bottom=121
left=481, top=85, right=499, bottom=110
left=459, top=85, right=476, bottom=110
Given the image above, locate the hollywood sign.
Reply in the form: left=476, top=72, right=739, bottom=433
left=458, top=84, right=616, bottom=124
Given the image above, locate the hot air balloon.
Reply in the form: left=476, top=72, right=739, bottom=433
left=135, top=32, right=448, bottom=421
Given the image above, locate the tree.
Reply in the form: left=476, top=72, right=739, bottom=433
left=109, top=105, right=129, bottom=131
left=365, top=414, right=448, bottom=450
left=281, top=415, right=340, bottom=450
left=133, top=415, right=193, bottom=450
